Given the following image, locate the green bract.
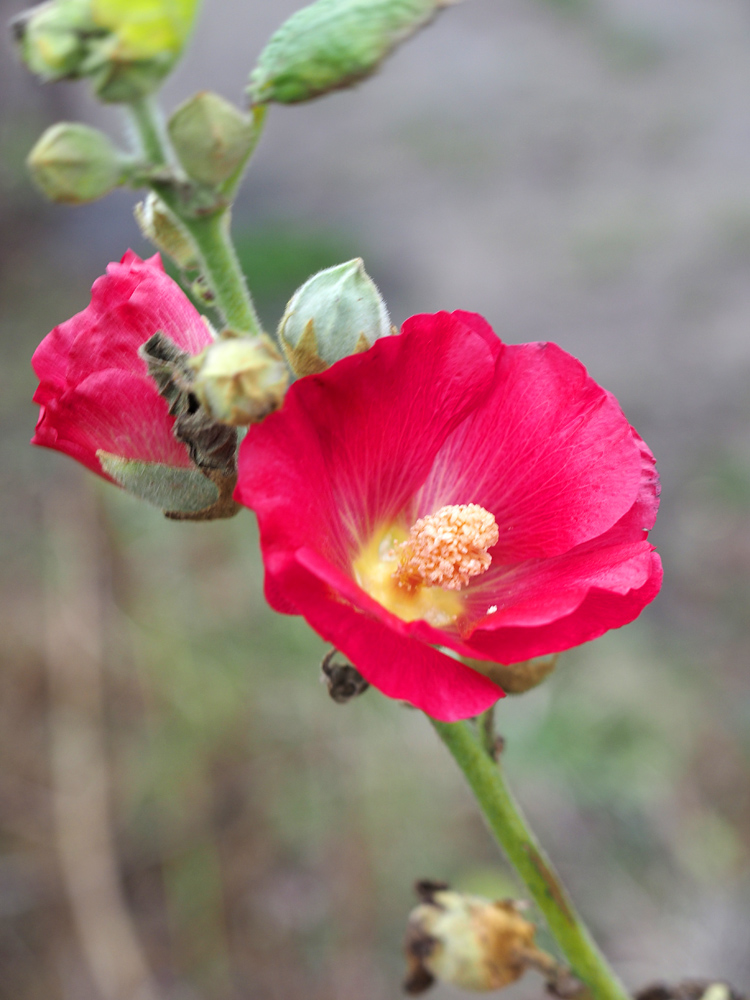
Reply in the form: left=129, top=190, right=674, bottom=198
left=97, top=452, right=220, bottom=513
left=249, top=0, right=458, bottom=104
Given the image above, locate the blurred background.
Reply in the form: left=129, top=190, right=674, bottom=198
left=2, top=0, right=750, bottom=997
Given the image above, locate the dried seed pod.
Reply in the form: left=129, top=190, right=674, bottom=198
left=404, top=883, right=542, bottom=993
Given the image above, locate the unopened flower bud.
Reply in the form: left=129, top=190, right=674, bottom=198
left=134, top=193, right=199, bottom=271
left=27, top=122, right=126, bottom=204
left=167, top=92, right=258, bottom=187
left=13, top=0, right=200, bottom=103
left=278, top=258, right=391, bottom=377
left=404, top=882, right=543, bottom=994
left=12, top=0, right=91, bottom=81
left=249, top=0, right=459, bottom=105
left=190, top=334, right=289, bottom=426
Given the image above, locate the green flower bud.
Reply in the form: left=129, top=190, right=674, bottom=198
left=27, top=122, right=126, bottom=204
left=278, top=258, right=392, bottom=377
left=190, top=334, right=289, bottom=426
left=404, top=882, right=543, bottom=994
left=167, top=92, right=257, bottom=187
left=12, top=0, right=201, bottom=102
left=11, top=0, right=92, bottom=81
left=90, top=0, right=200, bottom=62
left=249, top=0, right=458, bottom=105
left=134, top=193, right=199, bottom=270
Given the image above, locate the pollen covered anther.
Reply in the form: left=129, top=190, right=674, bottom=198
left=394, top=503, right=499, bottom=592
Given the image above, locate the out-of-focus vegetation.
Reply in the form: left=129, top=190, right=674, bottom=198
left=2, top=0, right=750, bottom=998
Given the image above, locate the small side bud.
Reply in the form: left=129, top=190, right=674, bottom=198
left=134, top=193, right=199, bottom=271
left=12, top=0, right=92, bottom=81
left=27, top=122, right=126, bottom=204
left=167, top=92, right=257, bottom=187
left=278, top=258, right=391, bottom=377
left=190, top=333, right=289, bottom=426
left=404, top=884, right=545, bottom=994
left=249, top=0, right=459, bottom=105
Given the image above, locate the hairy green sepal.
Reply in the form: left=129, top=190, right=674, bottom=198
left=97, top=451, right=219, bottom=513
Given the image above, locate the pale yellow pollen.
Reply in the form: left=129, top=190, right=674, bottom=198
left=393, top=504, right=499, bottom=592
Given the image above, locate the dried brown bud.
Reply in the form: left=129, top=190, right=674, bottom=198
left=404, top=884, right=542, bottom=993
left=190, top=333, right=289, bottom=427
left=134, top=193, right=199, bottom=270
left=321, top=650, right=370, bottom=704
left=636, top=983, right=746, bottom=1000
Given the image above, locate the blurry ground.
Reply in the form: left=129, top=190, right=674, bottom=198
left=2, top=0, right=750, bottom=998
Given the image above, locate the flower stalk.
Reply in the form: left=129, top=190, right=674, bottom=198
left=126, top=95, right=263, bottom=337
left=429, top=716, right=630, bottom=1000
left=128, top=95, right=170, bottom=167
left=177, top=211, right=261, bottom=336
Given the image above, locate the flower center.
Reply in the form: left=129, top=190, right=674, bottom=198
left=351, top=504, right=497, bottom=628
left=393, top=504, right=499, bottom=591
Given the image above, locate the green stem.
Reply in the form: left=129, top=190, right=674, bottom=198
left=126, top=96, right=262, bottom=336
left=429, top=717, right=630, bottom=1000
left=179, top=212, right=261, bottom=335
left=129, top=95, right=169, bottom=166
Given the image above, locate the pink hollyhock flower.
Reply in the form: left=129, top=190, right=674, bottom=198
left=32, top=250, right=213, bottom=498
left=235, top=312, right=662, bottom=721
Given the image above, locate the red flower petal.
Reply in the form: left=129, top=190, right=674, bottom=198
left=270, top=549, right=503, bottom=721
left=237, top=311, right=661, bottom=718
left=464, top=551, right=663, bottom=664
left=412, top=342, right=644, bottom=560
left=33, top=370, right=195, bottom=476
left=235, top=312, right=500, bottom=569
left=457, top=430, right=661, bottom=635
left=31, top=252, right=211, bottom=480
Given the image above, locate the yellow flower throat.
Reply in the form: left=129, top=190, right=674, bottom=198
left=351, top=504, right=498, bottom=629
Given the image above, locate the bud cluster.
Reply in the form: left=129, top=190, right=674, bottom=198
left=13, top=0, right=199, bottom=102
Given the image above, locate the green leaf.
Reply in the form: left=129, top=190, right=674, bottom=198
left=97, top=451, right=219, bottom=513
left=249, top=0, right=459, bottom=105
